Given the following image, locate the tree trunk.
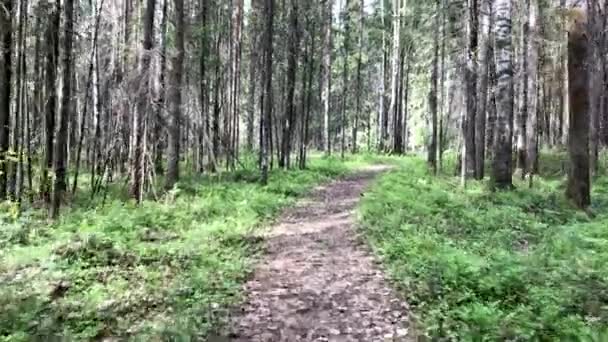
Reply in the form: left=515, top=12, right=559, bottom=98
left=51, top=0, right=75, bottom=217
left=400, top=47, right=411, bottom=153
left=299, top=17, right=316, bottom=169
left=211, top=33, right=221, bottom=173
left=379, top=0, right=389, bottom=152
left=198, top=0, right=209, bottom=170
left=72, top=0, right=105, bottom=195
left=155, top=0, right=169, bottom=175
left=321, top=0, right=333, bottom=154
left=340, top=0, right=351, bottom=159
left=438, top=0, right=447, bottom=170
left=491, top=0, right=514, bottom=189
left=566, top=7, right=591, bottom=209
left=130, top=0, right=156, bottom=202
left=0, top=0, right=11, bottom=200
left=427, top=0, right=440, bottom=173
left=515, top=1, right=529, bottom=175
left=246, top=0, right=260, bottom=152
left=462, top=0, right=478, bottom=182
left=486, top=39, right=497, bottom=155
left=8, top=0, right=28, bottom=200
left=352, top=0, right=364, bottom=154
left=589, top=1, right=601, bottom=174
left=560, top=0, right=569, bottom=147
left=230, top=0, right=244, bottom=170
left=42, top=2, right=60, bottom=203
left=388, top=0, right=401, bottom=154
left=526, top=0, right=540, bottom=185
left=474, top=0, right=491, bottom=179
left=280, top=0, right=299, bottom=168
left=261, top=0, right=274, bottom=184
left=392, top=45, right=405, bottom=154
left=165, top=0, right=185, bottom=189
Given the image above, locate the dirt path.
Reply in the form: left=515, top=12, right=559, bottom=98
left=224, top=166, right=412, bottom=342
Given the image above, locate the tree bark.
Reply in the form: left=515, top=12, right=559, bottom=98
left=588, top=0, right=601, bottom=174
left=321, top=0, right=333, bottom=154
left=565, top=6, right=591, bottom=209
left=379, top=0, right=389, bottom=152
left=155, top=0, right=169, bottom=174
left=261, top=0, right=274, bottom=184
left=438, top=0, right=447, bottom=170
left=474, top=0, right=491, bottom=179
left=388, top=0, right=401, bottom=154
left=280, top=0, right=299, bottom=168
left=491, top=0, right=514, bottom=189
left=515, top=1, right=529, bottom=175
left=9, top=0, right=28, bottom=200
left=0, top=0, right=12, bottom=200
left=51, top=0, right=75, bottom=217
left=352, top=0, right=364, bottom=154
left=246, top=0, right=260, bottom=152
left=165, top=0, right=185, bottom=189
left=130, top=0, right=156, bottom=202
left=462, top=0, right=478, bottom=182
left=427, top=0, right=440, bottom=173
left=526, top=0, right=540, bottom=185
left=340, top=0, right=351, bottom=159
left=42, top=2, right=60, bottom=203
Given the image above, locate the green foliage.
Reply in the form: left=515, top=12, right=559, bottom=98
left=0, top=155, right=368, bottom=341
left=359, top=156, right=608, bottom=340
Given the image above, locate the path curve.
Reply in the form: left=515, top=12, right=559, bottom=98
left=226, top=165, right=412, bottom=342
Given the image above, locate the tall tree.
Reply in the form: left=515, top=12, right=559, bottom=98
left=321, top=0, right=333, bottom=154
left=525, top=0, right=540, bottom=185
left=340, top=0, right=351, bottom=159
left=51, top=0, right=75, bottom=217
left=260, top=0, right=274, bottom=184
left=492, top=0, right=514, bottom=189
left=246, top=0, right=260, bottom=151
left=427, top=0, right=440, bottom=173
left=155, top=0, right=169, bottom=174
left=474, top=0, right=491, bottom=179
left=378, top=0, right=389, bottom=152
left=165, top=0, right=185, bottom=189
left=565, top=6, right=590, bottom=209
left=437, top=0, right=448, bottom=170
left=462, top=0, right=478, bottom=181
left=280, top=0, right=299, bottom=168
left=9, top=0, right=28, bottom=200
left=387, top=0, right=401, bottom=154
left=41, top=1, right=60, bottom=203
left=515, top=0, right=529, bottom=175
left=588, top=0, right=602, bottom=174
left=352, top=0, right=365, bottom=153
left=0, top=0, right=11, bottom=200
left=130, top=0, right=156, bottom=201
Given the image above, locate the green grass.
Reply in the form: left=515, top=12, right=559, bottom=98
left=359, top=155, right=608, bottom=341
left=0, top=154, right=383, bottom=341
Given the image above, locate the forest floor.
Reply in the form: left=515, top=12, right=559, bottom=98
left=223, top=165, right=412, bottom=342
left=360, top=153, right=608, bottom=340
left=0, top=154, right=402, bottom=341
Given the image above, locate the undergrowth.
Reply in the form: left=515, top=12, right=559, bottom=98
left=359, top=155, right=608, bottom=341
left=0, top=154, right=381, bottom=341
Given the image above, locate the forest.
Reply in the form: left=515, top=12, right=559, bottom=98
left=1, top=0, right=608, bottom=340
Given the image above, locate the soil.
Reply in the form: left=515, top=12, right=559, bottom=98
left=224, top=165, right=412, bottom=342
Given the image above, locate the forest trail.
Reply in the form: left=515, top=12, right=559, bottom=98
left=225, top=165, right=412, bottom=342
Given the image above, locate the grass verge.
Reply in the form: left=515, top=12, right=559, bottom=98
left=359, top=156, right=608, bottom=340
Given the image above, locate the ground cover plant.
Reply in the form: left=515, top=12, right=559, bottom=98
left=0, top=155, right=382, bottom=341
left=359, top=154, right=608, bottom=340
